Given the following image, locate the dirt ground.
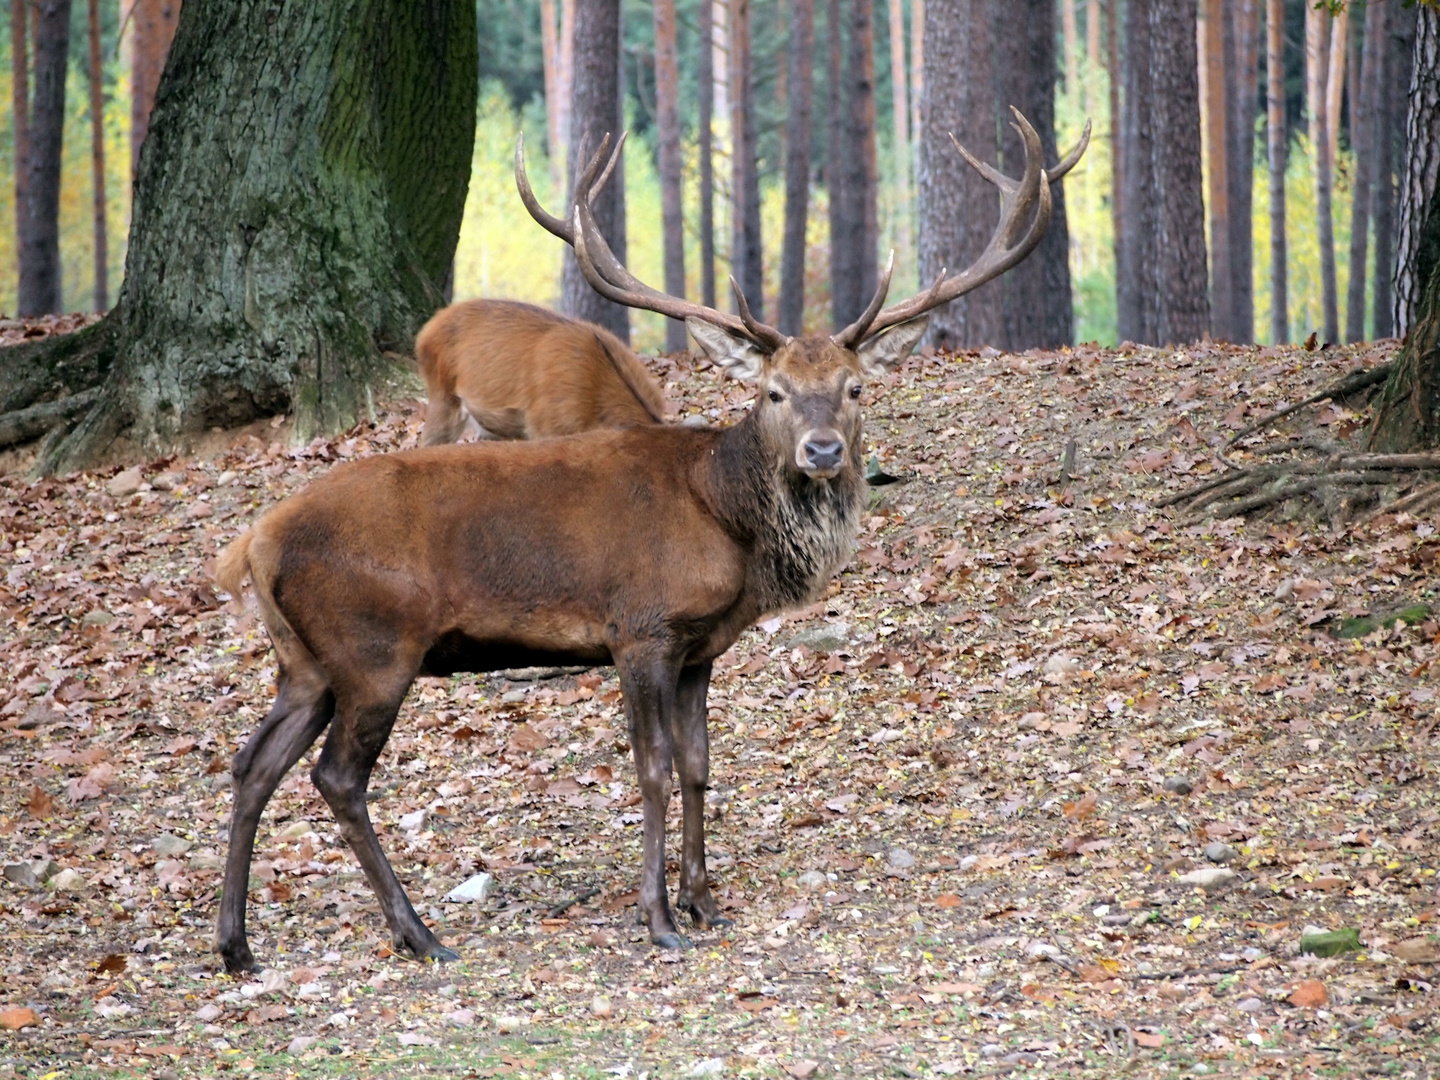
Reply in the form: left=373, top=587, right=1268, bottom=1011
left=1, top=336, right=1437, bottom=1079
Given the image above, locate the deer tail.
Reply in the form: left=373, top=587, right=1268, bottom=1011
left=215, top=531, right=255, bottom=599
left=595, top=335, right=667, bottom=424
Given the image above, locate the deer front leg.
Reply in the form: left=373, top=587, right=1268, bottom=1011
left=616, top=651, right=689, bottom=949
left=672, top=661, right=731, bottom=931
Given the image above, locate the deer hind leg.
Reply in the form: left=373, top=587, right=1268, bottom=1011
left=467, top=405, right=528, bottom=440
left=616, top=650, right=690, bottom=949
left=310, top=677, right=456, bottom=963
left=217, top=660, right=334, bottom=974
left=421, top=392, right=469, bottom=446
left=671, top=661, right=731, bottom=931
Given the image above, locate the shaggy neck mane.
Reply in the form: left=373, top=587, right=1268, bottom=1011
left=703, top=410, right=865, bottom=614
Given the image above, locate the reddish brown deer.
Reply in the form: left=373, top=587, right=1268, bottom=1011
left=414, top=298, right=667, bottom=444
left=212, top=112, right=1086, bottom=974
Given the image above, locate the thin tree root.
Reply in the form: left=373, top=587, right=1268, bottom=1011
left=1226, top=363, right=1393, bottom=445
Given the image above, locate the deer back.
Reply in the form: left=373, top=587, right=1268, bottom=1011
left=415, top=299, right=666, bottom=440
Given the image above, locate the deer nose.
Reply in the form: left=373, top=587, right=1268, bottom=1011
left=803, top=437, right=845, bottom=472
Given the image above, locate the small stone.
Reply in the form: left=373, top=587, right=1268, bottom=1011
left=1177, top=867, right=1238, bottom=892
left=151, top=471, right=183, bottom=492
left=1236, top=997, right=1264, bottom=1013
left=886, top=848, right=915, bottom=870
left=444, top=1008, right=475, bottom=1027
left=688, top=1059, right=726, bottom=1077
left=326, top=1011, right=350, bottom=1028
left=80, top=609, right=115, bottom=627
left=3, top=863, right=40, bottom=889
left=797, top=870, right=827, bottom=890
left=501, top=689, right=527, bottom=703
left=493, top=1015, right=527, bottom=1033
left=1190, top=1064, right=1212, bottom=1075
left=786, top=622, right=850, bottom=653
left=1025, top=941, right=1060, bottom=960
left=1204, top=842, right=1238, bottom=864
left=51, top=868, right=86, bottom=892
left=590, top=994, right=613, bottom=1019
left=1003, top=1052, right=1040, bottom=1066
left=445, top=872, right=494, bottom=903
left=1163, top=776, right=1194, bottom=795
left=979, top=1044, right=1005, bottom=1059
left=106, top=467, right=143, bottom=497
left=195, top=1003, right=223, bottom=1022
left=286, top=1036, right=317, bottom=1054
left=217, top=471, right=238, bottom=486
left=151, top=833, right=193, bottom=858
left=275, top=821, right=313, bottom=841
left=397, top=809, right=427, bottom=832
left=959, top=855, right=979, bottom=871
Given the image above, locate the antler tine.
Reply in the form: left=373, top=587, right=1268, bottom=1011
left=514, top=131, right=619, bottom=244
left=858, top=108, right=1080, bottom=341
left=729, top=278, right=789, bottom=351
left=833, top=250, right=896, bottom=347
left=1050, top=119, right=1091, bottom=183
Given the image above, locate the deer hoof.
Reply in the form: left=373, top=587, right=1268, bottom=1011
left=218, top=943, right=260, bottom=976
left=419, top=943, right=461, bottom=963
left=653, top=932, right=694, bottom=951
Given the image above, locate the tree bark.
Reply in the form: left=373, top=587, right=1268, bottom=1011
left=1325, top=6, right=1347, bottom=168
left=559, top=0, right=575, bottom=171
left=698, top=0, right=717, bottom=309
left=1204, top=0, right=1235, bottom=342
left=1229, top=0, right=1257, bottom=345
left=1107, top=0, right=1125, bottom=341
left=1344, top=0, right=1384, bottom=344
left=827, top=0, right=850, bottom=327
left=1265, top=0, right=1286, bottom=344
left=562, top=0, right=628, bottom=341
left=1304, top=4, right=1327, bottom=149
left=1060, top=0, right=1078, bottom=95
left=1118, top=0, right=1209, bottom=346
left=1370, top=191, right=1440, bottom=452
left=779, top=0, right=815, bottom=335
left=130, top=0, right=181, bottom=178
left=1086, top=0, right=1099, bottom=68
left=541, top=0, right=564, bottom=192
left=88, top=0, right=109, bottom=313
left=1396, top=7, right=1440, bottom=341
left=996, top=0, right=1073, bottom=349
left=10, top=0, right=29, bottom=280
left=909, top=0, right=923, bottom=160
left=1310, top=4, right=1339, bottom=344
left=840, top=0, right=879, bottom=324
left=25, top=0, right=477, bottom=475
left=1377, top=6, right=1416, bottom=340
left=730, top=0, right=764, bottom=318
left=918, top=0, right=997, bottom=348
left=654, top=0, right=687, bottom=350
left=887, top=0, right=911, bottom=283
left=17, top=0, right=70, bottom=317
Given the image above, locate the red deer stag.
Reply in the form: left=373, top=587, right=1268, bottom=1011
left=212, top=111, right=1087, bottom=974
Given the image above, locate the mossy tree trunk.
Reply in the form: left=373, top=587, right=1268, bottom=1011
left=27, top=0, right=477, bottom=474
left=1370, top=192, right=1440, bottom=452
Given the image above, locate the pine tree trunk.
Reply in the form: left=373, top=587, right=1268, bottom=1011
left=841, top=0, right=879, bottom=323
left=559, top=0, right=575, bottom=163
left=1396, top=8, right=1440, bottom=341
left=730, top=0, right=764, bottom=318
left=1119, top=0, right=1209, bottom=346
left=28, top=0, right=477, bottom=475
left=698, top=0, right=717, bottom=308
left=779, top=0, right=815, bottom=335
left=562, top=0, right=628, bottom=341
left=1060, top=0, right=1078, bottom=95
left=10, top=0, right=29, bottom=278
left=1376, top=7, right=1416, bottom=340
left=654, top=0, right=687, bottom=350
left=1325, top=9, right=1347, bottom=168
left=909, top=0, right=923, bottom=157
left=827, top=0, right=851, bottom=327
left=1265, top=0, right=1286, bottom=343
left=1086, top=0, right=1099, bottom=68
left=1107, top=0, right=1126, bottom=342
left=540, top=0, right=564, bottom=192
left=996, top=0, right=1073, bottom=349
left=88, top=0, right=109, bottom=313
left=1309, top=5, right=1340, bottom=344
left=130, top=0, right=180, bottom=178
left=1344, top=0, right=1384, bottom=344
left=1229, top=0, right=1257, bottom=344
left=1204, top=0, right=1235, bottom=342
left=887, top=0, right=911, bottom=283
left=1304, top=5, right=1327, bottom=148
left=918, top=0, right=997, bottom=348
left=18, top=0, right=69, bottom=317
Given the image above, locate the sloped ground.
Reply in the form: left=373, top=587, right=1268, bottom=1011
left=1, top=337, right=1437, bottom=1080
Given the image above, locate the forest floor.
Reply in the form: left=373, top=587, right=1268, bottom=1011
left=1, top=335, right=1438, bottom=1080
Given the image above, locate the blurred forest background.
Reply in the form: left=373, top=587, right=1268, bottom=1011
left=0, top=0, right=1410, bottom=351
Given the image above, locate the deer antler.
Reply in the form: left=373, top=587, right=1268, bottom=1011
left=518, top=132, right=789, bottom=352
left=834, top=110, right=1092, bottom=347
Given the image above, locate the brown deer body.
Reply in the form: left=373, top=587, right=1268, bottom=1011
left=213, top=114, right=1086, bottom=974
left=415, top=299, right=667, bottom=444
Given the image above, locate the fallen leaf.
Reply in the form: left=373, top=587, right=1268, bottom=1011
left=0, top=1007, right=39, bottom=1030
left=95, top=954, right=127, bottom=975
left=1288, top=980, right=1328, bottom=1008
left=784, top=1062, right=820, bottom=1079
left=935, top=893, right=961, bottom=908
left=1063, top=791, right=1097, bottom=820
left=26, top=785, right=54, bottom=818
left=1134, top=1031, right=1165, bottom=1049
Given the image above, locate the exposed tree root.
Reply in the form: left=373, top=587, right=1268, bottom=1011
left=0, top=389, right=102, bottom=450
left=1226, top=363, right=1392, bottom=446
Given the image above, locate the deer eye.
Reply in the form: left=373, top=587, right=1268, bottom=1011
left=768, top=389, right=783, bottom=403
left=849, top=384, right=862, bottom=399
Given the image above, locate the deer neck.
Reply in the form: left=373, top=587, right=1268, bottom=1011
left=701, top=412, right=865, bottom=615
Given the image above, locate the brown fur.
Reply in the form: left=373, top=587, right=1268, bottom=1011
left=210, top=328, right=925, bottom=975
left=414, top=299, right=667, bottom=444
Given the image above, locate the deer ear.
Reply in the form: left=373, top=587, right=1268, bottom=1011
left=687, top=318, right=767, bottom=382
left=856, top=316, right=929, bottom=377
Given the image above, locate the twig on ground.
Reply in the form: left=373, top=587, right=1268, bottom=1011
left=1058, top=439, right=1077, bottom=489
left=1130, top=964, right=1244, bottom=981
left=1226, top=363, right=1392, bottom=445
left=545, top=886, right=601, bottom=919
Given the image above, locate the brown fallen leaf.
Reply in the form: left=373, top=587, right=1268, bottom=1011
left=1288, top=980, right=1328, bottom=1008
left=95, top=954, right=127, bottom=976
left=935, top=893, right=961, bottom=908
left=66, top=762, right=116, bottom=802
left=26, top=784, right=54, bottom=818
left=1134, top=1031, right=1165, bottom=1049
left=0, top=1007, right=40, bottom=1030
left=507, top=725, right=549, bottom=753
left=545, top=777, right=582, bottom=797
left=1063, top=791, right=1097, bottom=820
left=1392, top=937, right=1440, bottom=963
left=737, top=995, right=779, bottom=1013
left=784, top=1062, right=820, bottom=1079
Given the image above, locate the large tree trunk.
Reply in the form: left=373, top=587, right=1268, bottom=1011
left=730, top=0, right=764, bottom=318
left=1229, top=0, right=1257, bottom=345
left=540, top=0, right=564, bottom=192
left=1344, top=0, right=1384, bottom=344
left=698, top=0, right=717, bottom=309
left=1314, top=5, right=1340, bottom=344
left=1396, top=7, right=1440, bottom=341
left=20, top=0, right=477, bottom=475
left=654, top=0, right=687, bottom=350
left=918, top=0, right=997, bottom=348
left=1264, top=0, right=1286, bottom=343
left=1060, top=0, right=1078, bottom=96
left=827, top=0, right=850, bottom=327
left=1118, top=0, right=1209, bottom=346
left=561, top=0, right=628, bottom=341
left=1370, top=190, right=1440, bottom=452
left=1325, top=7, right=1346, bottom=167
left=1204, top=0, right=1235, bottom=342
left=17, top=0, right=70, bottom=317
left=1086, top=0, right=1099, bottom=68
left=1107, top=0, right=1125, bottom=342
left=1377, top=6, right=1417, bottom=340
left=841, top=0, right=879, bottom=322
left=88, top=0, right=109, bottom=313
left=130, top=0, right=181, bottom=178
left=779, top=0, right=815, bottom=335
left=996, top=0, right=1073, bottom=349
left=887, top=0, right=911, bottom=283
left=11, top=0, right=29, bottom=281
left=909, top=0, right=923, bottom=157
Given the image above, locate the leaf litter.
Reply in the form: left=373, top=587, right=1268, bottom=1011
left=1, top=338, right=1438, bottom=1077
